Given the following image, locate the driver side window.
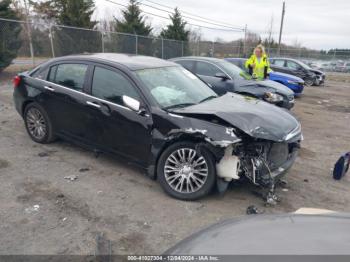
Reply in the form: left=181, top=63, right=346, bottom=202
left=196, top=61, right=224, bottom=77
left=91, top=66, right=140, bottom=106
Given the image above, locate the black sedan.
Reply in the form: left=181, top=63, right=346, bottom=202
left=270, top=57, right=326, bottom=86
left=13, top=54, right=301, bottom=201
left=170, top=57, right=295, bottom=110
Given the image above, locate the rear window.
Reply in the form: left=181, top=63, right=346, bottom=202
left=176, top=60, right=194, bottom=72
left=48, top=63, right=88, bottom=91
left=31, top=66, right=49, bottom=80
left=274, top=60, right=285, bottom=67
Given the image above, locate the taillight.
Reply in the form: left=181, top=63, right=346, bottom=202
left=13, top=75, right=21, bottom=88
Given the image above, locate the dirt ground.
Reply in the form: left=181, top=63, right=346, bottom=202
left=0, top=66, right=350, bottom=255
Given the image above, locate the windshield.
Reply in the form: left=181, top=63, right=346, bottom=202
left=218, top=60, right=252, bottom=80
left=135, top=66, right=217, bottom=109
left=298, top=61, right=312, bottom=70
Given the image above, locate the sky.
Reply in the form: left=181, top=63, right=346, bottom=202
left=93, top=0, right=350, bottom=50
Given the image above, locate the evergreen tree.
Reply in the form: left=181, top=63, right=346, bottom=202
left=160, top=8, right=189, bottom=41
left=32, top=0, right=99, bottom=56
left=115, top=0, right=152, bottom=36
left=0, top=0, right=22, bottom=72
left=31, top=0, right=97, bottom=28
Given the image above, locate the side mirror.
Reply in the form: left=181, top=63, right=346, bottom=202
left=215, top=72, right=229, bottom=81
left=122, top=95, right=140, bottom=112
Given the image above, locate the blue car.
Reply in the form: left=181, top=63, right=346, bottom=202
left=225, top=58, right=304, bottom=95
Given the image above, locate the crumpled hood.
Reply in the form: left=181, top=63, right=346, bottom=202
left=173, top=93, right=301, bottom=142
left=270, top=71, right=304, bottom=83
left=235, top=78, right=294, bottom=96
left=309, top=68, right=325, bottom=75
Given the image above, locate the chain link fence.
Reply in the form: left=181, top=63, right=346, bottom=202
left=1, top=17, right=350, bottom=73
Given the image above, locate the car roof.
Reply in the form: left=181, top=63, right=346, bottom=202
left=225, top=58, right=246, bottom=61
left=271, top=57, right=301, bottom=63
left=171, top=56, right=224, bottom=64
left=47, top=53, right=177, bottom=71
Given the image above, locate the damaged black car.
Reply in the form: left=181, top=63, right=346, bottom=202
left=13, top=54, right=302, bottom=201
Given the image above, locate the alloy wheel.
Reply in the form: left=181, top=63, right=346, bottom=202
left=26, top=107, right=47, bottom=140
left=164, top=148, right=208, bottom=194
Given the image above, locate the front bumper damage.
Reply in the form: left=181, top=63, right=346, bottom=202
left=216, top=140, right=299, bottom=195
left=169, top=121, right=301, bottom=204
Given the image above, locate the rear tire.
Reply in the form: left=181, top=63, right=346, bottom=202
left=24, top=103, right=56, bottom=144
left=157, top=141, right=216, bottom=200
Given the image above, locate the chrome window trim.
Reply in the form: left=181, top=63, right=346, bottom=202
left=35, top=77, right=133, bottom=112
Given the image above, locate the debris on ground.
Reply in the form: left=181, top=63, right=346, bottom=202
left=333, top=152, right=350, bottom=180
left=95, top=232, right=112, bottom=257
left=64, top=175, right=78, bottom=181
left=79, top=168, right=90, bottom=172
left=25, top=204, right=40, bottom=214
left=57, top=194, right=65, bottom=198
left=62, top=217, right=67, bottom=222
left=246, top=205, right=264, bottom=215
left=278, top=179, right=289, bottom=188
left=38, top=152, right=49, bottom=157
left=282, top=188, right=289, bottom=192
left=303, top=179, right=309, bottom=183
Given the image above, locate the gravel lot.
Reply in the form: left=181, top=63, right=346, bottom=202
left=1, top=66, right=350, bottom=255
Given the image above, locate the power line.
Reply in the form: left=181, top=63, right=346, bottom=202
left=105, top=0, right=244, bottom=32
left=141, top=0, right=242, bottom=29
left=138, top=0, right=244, bottom=30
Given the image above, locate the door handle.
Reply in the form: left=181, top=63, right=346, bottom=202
left=86, top=101, right=101, bottom=109
left=44, top=86, right=55, bottom=92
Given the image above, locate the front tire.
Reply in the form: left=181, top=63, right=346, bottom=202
left=24, top=103, right=56, bottom=144
left=157, top=142, right=216, bottom=200
left=305, top=78, right=315, bottom=86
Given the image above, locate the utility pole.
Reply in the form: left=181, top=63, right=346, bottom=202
left=277, top=1, right=286, bottom=56
left=23, top=0, right=35, bottom=65
left=243, top=24, right=247, bottom=57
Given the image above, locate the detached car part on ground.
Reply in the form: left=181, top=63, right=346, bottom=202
left=170, top=57, right=295, bottom=109
left=13, top=54, right=301, bottom=201
left=224, top=57, right=305, bottom=95
left=270, top=57, right=326, bottom=86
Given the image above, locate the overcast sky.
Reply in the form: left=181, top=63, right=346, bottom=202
left=94, top=0, right=350, bottom=50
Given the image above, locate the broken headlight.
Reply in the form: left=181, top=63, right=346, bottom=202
left=264, top=92, right=284, bottom=103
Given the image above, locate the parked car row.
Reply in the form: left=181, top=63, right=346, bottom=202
left=13, top=53, right=302, bottom=203
left=224, top=57, right=305, bottom=95
left=269, top=58, right=326, bottom=86
left=305, top=60, right=350, bottom=73
left=170, top=57, right=295, bottom=109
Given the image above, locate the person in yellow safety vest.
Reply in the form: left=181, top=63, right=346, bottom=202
left=245, top=44, right=272, bottom=80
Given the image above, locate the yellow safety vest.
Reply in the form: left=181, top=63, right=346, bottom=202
left=245, top=54, right=271, bottom=80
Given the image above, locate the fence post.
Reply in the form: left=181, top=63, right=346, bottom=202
left=135, top=35, right=138, bottom=55
left=181, top=41, right=184, bottom=56
left=161, top=38, right=164, bottom=59
left=49, top=25, right=55, bottom=58
left=197, top=40, right=200, bottom=56
left=101, top=31, right=105, bottom=53
left=211, top=41, right=215, bottom=57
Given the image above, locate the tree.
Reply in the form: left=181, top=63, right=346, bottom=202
left=0, top=0, right=22, bottom=72
left=31, top=0, right=97, bottom=28
left=160, top=8, right=189, bottom=58
left=115, top=0, right=152, bottom=36
left=32, top=0, right=99, bottom=56
left=160, top=8, right=189, bottom=41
